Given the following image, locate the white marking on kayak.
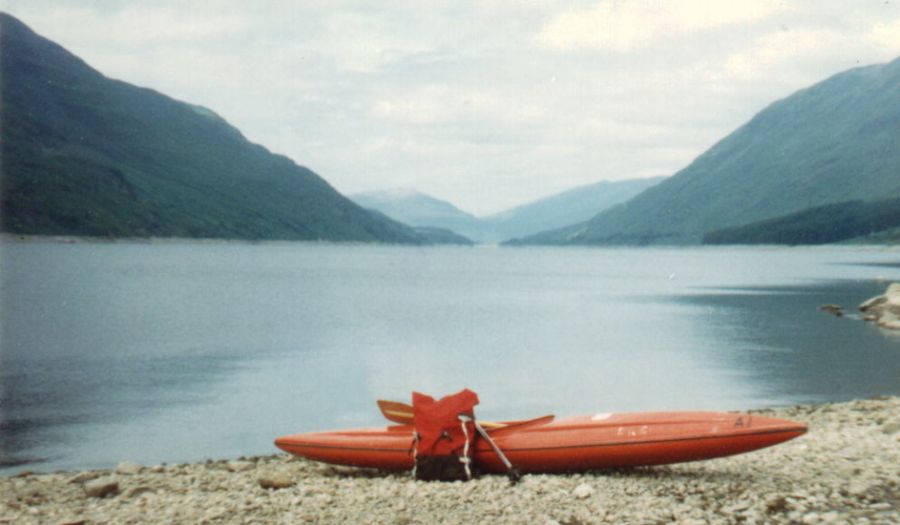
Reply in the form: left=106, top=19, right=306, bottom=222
left=592, top=413, right=614, bottom=421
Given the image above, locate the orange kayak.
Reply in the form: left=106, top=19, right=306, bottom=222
left=274, top=411, right=806, bottom=473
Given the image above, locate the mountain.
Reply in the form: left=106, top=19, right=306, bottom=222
left=482, top=177, right=665, bottom=242
left=703, top=197, right=900, bottom=245
left=853, top=227, right=900, bottom=244
left=0, top=13, right=420, bottom=243
left=352, top=177, right=664, bottom=243
left=516, top=57, right=900, bottom=245
left=361, top=205, right=473, bottom=245
left=351, top=189, right=482, bottom=239
left=412, top=227, right=474, bottom=245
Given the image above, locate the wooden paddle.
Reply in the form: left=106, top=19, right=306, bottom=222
left=377, top=400, right=415, bottom=425
left=376, top=399, right=508, bottom=429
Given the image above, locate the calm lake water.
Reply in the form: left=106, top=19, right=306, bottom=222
left=1, top=241, right=899, bottom=473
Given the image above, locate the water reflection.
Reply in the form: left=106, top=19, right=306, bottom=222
left=675, top=279, right=900, bottom=404
left=1, top=242, right=898, bottom=473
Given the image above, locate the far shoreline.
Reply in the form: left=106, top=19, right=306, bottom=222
left=3, top=232, right=900, bottom=251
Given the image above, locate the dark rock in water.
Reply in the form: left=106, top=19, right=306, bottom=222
left=859, top=283, right=900, bottom=330
left=818, top=304, right=844, bottom=317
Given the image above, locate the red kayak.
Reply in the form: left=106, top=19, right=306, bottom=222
left=275, top=410, right=806, bottom=473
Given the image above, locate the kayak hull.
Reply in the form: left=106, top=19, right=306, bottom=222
left=275, top=411, right=806, bottom=473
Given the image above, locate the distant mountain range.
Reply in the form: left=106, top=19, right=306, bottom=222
left=351, top=189, right=482, bottom=241
left=0, top=13, right=427, bottom=243
left=352, top=177, right=664, bottom=243
left=514, top=57, right=900, bottom=245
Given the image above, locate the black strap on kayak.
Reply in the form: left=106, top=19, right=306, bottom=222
left=459, top=414, right=521, bottom=484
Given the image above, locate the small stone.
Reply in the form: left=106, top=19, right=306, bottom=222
left=84, top=477, right=119, bottom=498
left=881, top=419, right=900, bottom=435
left=115, top=461, right=144, bottom=475
left=846, top=481, right=869, bottom=497
left=723, top=499, right=753, bottom=513
left=766, top=496, right=789, bottom=513
left=228, top=460, right=255, bottom=472
left=258, top=471, right=295, bottom=490
left=124, top=486, right=155, bottom=498
left=819, top=511, right=841, bottom=523
left=572, top=483, right=594, bottom=499
left=68, top=471, right=101, bottom=484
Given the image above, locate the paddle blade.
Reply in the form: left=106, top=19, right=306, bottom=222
left=377, top=400, right=414, bottom=425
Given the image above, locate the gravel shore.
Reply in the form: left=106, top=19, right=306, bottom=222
left=3, top=397, right=898, bottom=525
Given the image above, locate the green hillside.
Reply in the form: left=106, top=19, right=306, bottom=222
left=0, top=13, right=420, bottom=243
left=516, top=57, right=900, bottom=245
left=703, top=198, right=900, bottom=245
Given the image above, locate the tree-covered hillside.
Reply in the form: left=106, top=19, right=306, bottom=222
left=516, top=57, right=900, bottom=245
left=0, top=13, right=420, bottom=243
left=703, top=198, right=900, bottom=245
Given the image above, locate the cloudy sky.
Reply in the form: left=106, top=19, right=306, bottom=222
left=3, top=1, right=899, bottom=215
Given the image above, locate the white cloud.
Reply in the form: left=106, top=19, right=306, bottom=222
left=10, top=4, right=248, bottom=46
left=369, top=85, right=548, bottom=126
left=867, top=18, right=900, bottom=50
left=725, top=28, right=842, bottom=80
left=725, top=14, right=900, bottom=81
left=536, top=0, right=783, bottom=51
left=316, top=11, right=434, bottom=73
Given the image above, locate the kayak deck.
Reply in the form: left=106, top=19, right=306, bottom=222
left=275, top=411, right=806, bottom=473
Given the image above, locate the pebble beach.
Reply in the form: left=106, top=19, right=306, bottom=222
left=2, top=397, right=898, bottom=525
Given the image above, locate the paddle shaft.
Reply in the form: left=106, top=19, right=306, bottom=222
left=465, top=416, right=520, bottom=484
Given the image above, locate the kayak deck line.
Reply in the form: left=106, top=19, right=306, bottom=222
left=276, top=443, right=411, bottom=455
left=277, top=426, right=805, bottom=456
left=480, top=426, right=808, bottom=453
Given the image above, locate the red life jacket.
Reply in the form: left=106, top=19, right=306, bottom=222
left=412, top=389, right=479, bottom=480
